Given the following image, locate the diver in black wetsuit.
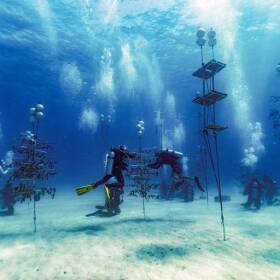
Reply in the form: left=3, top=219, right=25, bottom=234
left=1, top=182, right=15, bottom=215
left=262, top=176, right=278, bottom=206
left=243, top=177, right=263, bottom=210
left=148, top=149, right=204, bottom=192
left=0, top=156, right=14, bottom=215
left=148, top=150, right=183, bottom=178
left=92, top=145, right=136, bottom=214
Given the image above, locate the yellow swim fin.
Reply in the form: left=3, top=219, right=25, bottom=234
left=104, top=184, right=111, bottom=205
left=76, top=184, right=96, bottom=196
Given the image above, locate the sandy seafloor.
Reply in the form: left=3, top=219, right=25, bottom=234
left=0, top=190, right=279, bottom=280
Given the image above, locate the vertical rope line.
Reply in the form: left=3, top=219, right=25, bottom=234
left=33, top=197, right=37, bottom=233
left=199, top=111, right=209, bottom=206
left=214, top=133, right=226, bottom=241
left=203, top=130, right=226, bottom=241
left=138, top=138, right=145, bottom=218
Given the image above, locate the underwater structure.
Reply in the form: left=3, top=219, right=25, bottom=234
left=127, top=147, right=160, bottom=217
left=8, top=103, right=56, bottom=231
left=192, top=28, right=227, bottom=240
left=123, top=121, right=160, bottom=217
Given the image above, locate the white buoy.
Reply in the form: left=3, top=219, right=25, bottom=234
left=137, top=130, right=143, bottom=136
left=36, top=103, right=44, bottom=111
left=139, top=120, right=144, bottom=125
left=208, top=29, right=216, bottom=39
left=30, top=107, right=36, bottom=114
left=136, top=124, right=142, bottom=130
left=36, top=111, right=44, bottom=119
left=197, top=28, right=206, bottom=38
left=196, top=38, right=206, bottom=47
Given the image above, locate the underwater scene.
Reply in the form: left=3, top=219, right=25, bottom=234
left=0, top=0, right=280, bottom=279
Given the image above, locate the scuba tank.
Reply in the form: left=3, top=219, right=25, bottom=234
left=166, top=149, right=183, bottom=158
left=105, top=151, right=115, bottom=175
left=174, top=151, right=183, bottom=158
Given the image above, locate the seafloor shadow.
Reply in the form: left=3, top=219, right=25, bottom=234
left=111, top=217, right=195, bottom=226
left=0, top=224, right=106, bottom=241
left=0, top=232, right=32, bottom=240
left=242, top=224, right=278, bottom=238
left=0, top=218, right=194, bottom=241
left=63, top=224, right=106, bottom=234
left=135, top=244, right=189, bottom=263
left=255, top=249, right=280, bottom=265
left=0, top=211, right=13, bottom=217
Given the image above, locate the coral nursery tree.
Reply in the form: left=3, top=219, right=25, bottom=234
left=128, top=121, right=160, bottom=218
left=9, top=102, right=56, bottom=232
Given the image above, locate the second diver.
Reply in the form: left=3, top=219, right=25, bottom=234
left=147, top=149, right=204, bottom=193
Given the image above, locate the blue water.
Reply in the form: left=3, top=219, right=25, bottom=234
left=1, top=2, right=280, bottom=279
left=0, top=0, right=280, bottom=188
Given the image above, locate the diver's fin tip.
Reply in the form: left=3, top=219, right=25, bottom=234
left=75, top=185, right=95, bottom=196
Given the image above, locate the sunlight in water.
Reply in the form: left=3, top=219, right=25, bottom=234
left=97, top=49, right=115, bottom=102
left=174, top=122, right=186, bottom=148
left=80, top=107, right=99, bottom=133
left=120, top=42, right=137, bottom=92
left=60, top=62, right=83, bottom=96
left=183, top=0, right=265, bottom=167
left=98, top=0, right=120, bottom=25
left=35, top=0, right=57, bottom=51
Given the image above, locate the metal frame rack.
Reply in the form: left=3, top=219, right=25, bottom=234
left=193, top=28, right=227, bottom=241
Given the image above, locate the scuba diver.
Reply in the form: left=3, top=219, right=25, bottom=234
left=242, top=177, right=263, bottom=210
left=0, top=152, right=14, bottom=215
left=1, top=182, right=15, bottom=215
left=76, top=145, right=136, bottom=216
left=262, top=176, right=279, bottom=206
left=147, top=149, right=204, bottom=193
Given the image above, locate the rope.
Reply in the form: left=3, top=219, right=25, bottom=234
left=214, top=133, right=226, bottom=241
left=33, top=197, right=37, bottom=233
left=138, top=140, right=145, bottom=218
left=200, top=143, right=209, bottom=205
left=203, top=129, right=226, bottom=241
left=199, top=112, right=209, bottom=205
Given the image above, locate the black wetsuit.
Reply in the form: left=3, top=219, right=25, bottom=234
left=148, top=150, right=204, bottom=194
left=148, top=150, right=183, bottom=176
left=2, top=182, right=15, bottom=215
left=263, top=176, right=277, bottom=205
left=94, top=147, right=135, bottom=211
left=244, top=178, right=263, bottom=210
left=148, top=150, right=185, bottom=197
left=95, top=147, right=135, bottom=188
